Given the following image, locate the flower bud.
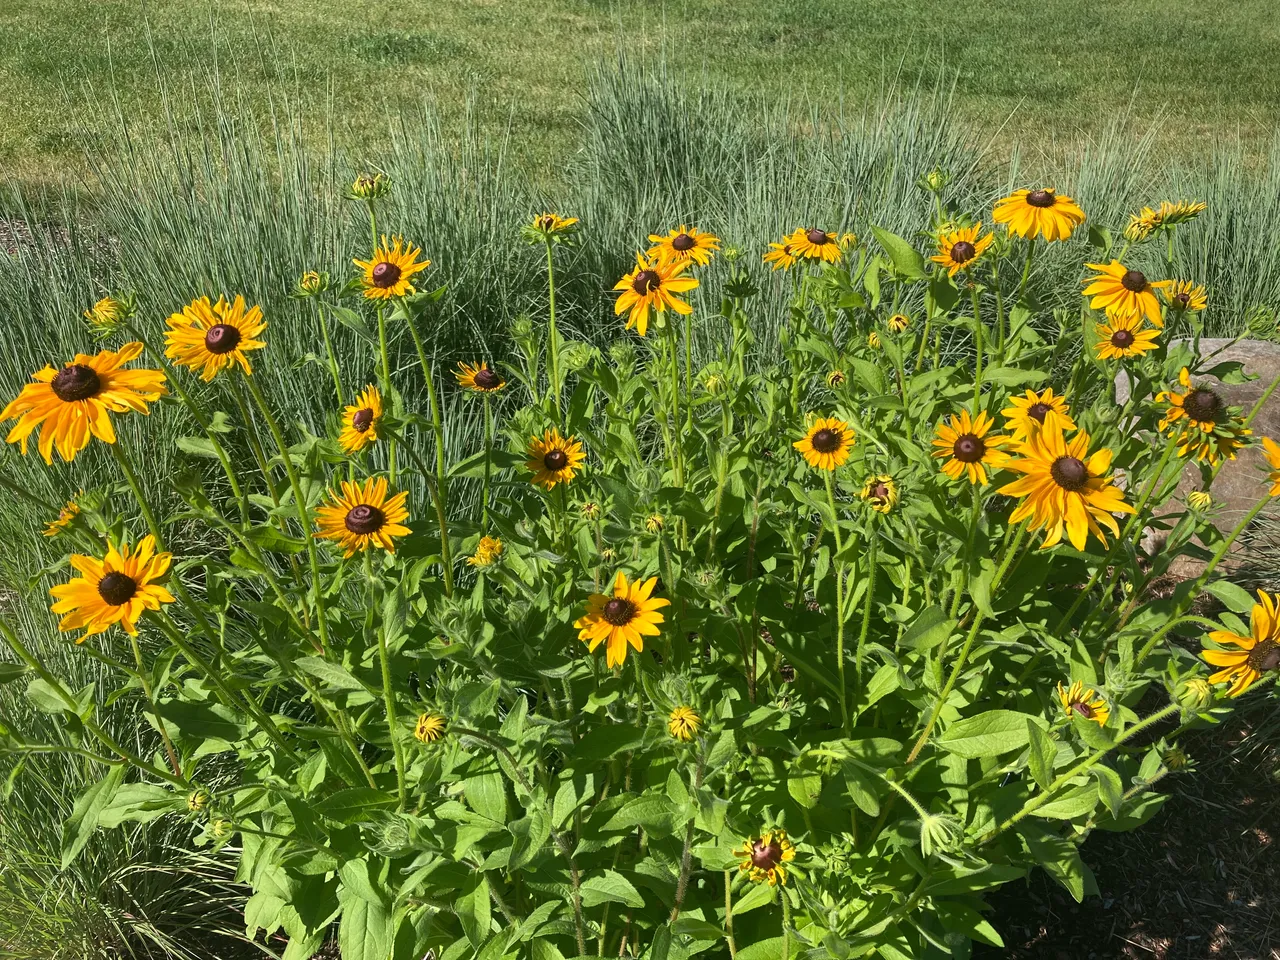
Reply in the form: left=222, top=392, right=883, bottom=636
left=350, top=172, right=390, bottom=201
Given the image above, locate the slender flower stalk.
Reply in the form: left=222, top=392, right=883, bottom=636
left=544, top=238, right=562, bottom=418
left=855, top=526, right=878, bottom=692
left=823, top=472, right=850, bottom=733
left=367, top=551, right=408, bottom=810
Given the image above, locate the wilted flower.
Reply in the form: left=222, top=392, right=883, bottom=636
left=525, top=213, right=579, bottom=243
left=43, top=497, right=81, bottom=538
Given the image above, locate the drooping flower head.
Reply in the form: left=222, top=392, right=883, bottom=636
left=647, top=225, right=720, bottom=267
left=997, top=414, right=1135, bottom=551
left=454, top=361, right=506, bottom=394
left=526, top=428, right=586, bottom=489
left=932, top=410, right=1009, bottom=486
left=612, top=254, right=698, bottom=337
left=1124, top=200, right=1206, bottom=242
left=931, top=223, right=994, bottom=276
left=1057, top=680, right=1110, bottom=727
left=165, top=295, right=267, bottom=381
left=1001, top=387, right=1075, bottom=441
left=860, top=474, right=899, bottom=514
left=993, top=188, right=1086, bottom=241
left=667, top=706, right=702, bottom=742
left=354, top=236, right=430, bottom=301
left=1093, top=311, right=1160, bottom=361
left=338, top=385, right=383, bottom=454
left=1201, top=590, right=1280, bottom=697
left=314, top=477, right=410, bottom=557
left=733, top=829, right=796, bottom=886
left=793, top=417, right=855, bottom=472
left=1156, top=368, right=1251, bottom=465
left=788, top=227, right=843, bottom=263
left=49, top=535, right=174, bottom=641
left=467, top=536, right=504, bottom=568
left=574, top=571, right=670, bottom=669
left=1082, top=261, right=1170, bottom=326
left=2, top=343, right=167, bottom=464
left=762, top=239, right=797, bottom=271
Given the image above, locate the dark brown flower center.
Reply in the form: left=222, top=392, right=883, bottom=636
left=632, top=269, right=661, bottom=295
left=751, top=839, right=783, bottom=870
left=1070, top=699, right=1096, bottom=719
left=50, top=364, right=102, bottom=403
left=204, top=323, right=242, bottom=355
left=98, top=572, right=138, bottom=606
left=953, top=434, right=985, bottom=463
left=1247, top=639, right=1280, bottom=673
left=536, top=215, right=555, bottom=231
left=871, top=482, right=891, bottom=500
left=950, top=240, right=977, bottom=263
left=352, top=408, right=374, bottom=433
left=1026, top=189, right=1056, bottom=208
left=811, top=427, right=841, bottom=453
left=1028, top=402, right=1051, bottom=423
left=1110, top=328, right=1136, bottom=349
left=543, top=449, right=569, bottom=471
left=672, top=232, right=695, bottom=251
left=602, top=597, right=637, bottom=626
left=1175, top=291, right=1191, bottom=306
left=371, top=261, right=402, bottom=288
left=1120, top=269, right=1148, bottom=292
left=1050, top=456, right=1088, bottom=491
left=1183, top=388, right=1222, bottom=423
left=806, top=228, right=830, bottom=246
left=345, top=504, right=385, bottom=535
left=474, top=367, right=502, bottom=389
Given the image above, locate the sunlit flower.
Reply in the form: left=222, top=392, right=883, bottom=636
left=1082, top=261, right=1170, bottom=326
left=825, top=370, right=846, bottom=388
left=49, top=536, right=174, bottom=641
left=43, top=496, right=82, bottom=538
left=612, top=254, right=698, bottom=337
left=354, top=236, right=430, bottom=301
left=932, top=410, right=1009, bottom=486
left=525, top=428, right=586, bottom=489
left=338, top=385, right=383, bottom=454
left=788, top=227, right=843, bottom=263
left=1125, top=200, right=1206, bottom=242
left=762, top=239, right=797, bottom=271
left=575, top=571, right=669, bottom=669
left=296, top=271, right=328, bottom=297
left=467, top=536, right=503, bottom=568
left=793, top=417, right=854, bottom=472
left=349, top=172, right=391, bottom=201
left=2, top=343, right=166, bottom=464
left=993, top=188, right=1086, bottom=241
left=931, top=223, right=994, bottom=276
left=887, top=313, right=910, bottom=333
left=1001, top=387, right=1075, bottom=441
left=1157, top=368, right=1252, bottom=464
left=1094, top=311, right=1160, bottom=360
left=84, top=296, right=130, bottom=332
left=859, top=474, right=899, bottom=514
left=165, top=295, right=267, bottom=381
left=867, top=331, right=881, bottom=349
left=644, top=514, right=665, bottom=534
left=1166, top=280, right=1207, bottom=313
left=414, top=713, right=447, bottom=742
left=734, top=829, right=796, bottom=886
left=647, top=225, right=720, bottom=267
left=314, top=477, right=410, bottom=557
left=1187, top=490, right=1214, bottom=511
left=454, top=361, right=506, bottom=394
left=527, top=213, right=579, bottom=242
left=1057, top=680, right=1110, bottom=727
left=667, top=706, right=701, bottom=741
left=1202, top=590, right=1280, bottom=696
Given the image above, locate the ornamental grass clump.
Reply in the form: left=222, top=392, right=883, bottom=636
left=2, top=171, right=1278, bottom=960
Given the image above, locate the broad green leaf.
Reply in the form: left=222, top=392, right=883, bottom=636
left=155, top=699, right=248, bottom=742
left=176, top=436, right=222, bottom=459
left=670, top=917, right=725, bottom=940
left=1026, top=720, right=1056, bottom=791
left=61, top=766, right=123, bottom=868
left=937, top=710, right=1044, bottom=759
left=870, top=225, right=927, bottom=279
left=296, top=656, right=368, bottom=692
left=736, top=936, right=785, bottom=959
left=0, top=663, right=28, bottom=684
left=898, top=605, right=956, bottom=651
left=464, top=772, right=507, bottom=823
left=455, top=874, right=492, bottom=947
left=1032, top=782, right=1099, bottom=820
left=980, top=366, right=1049, bottom=387
left=580, top=870, right=645, bottom=909
left=730, top=881, right=775, bottom=915
left=97, top=783, right=183, bottom=828
left=339, top=893, right=395, bottom=960
left=315, top=788, right=398, bottom=823
left=1205, top=581, right=1256, bottom=614
left=1092, top=765, right=1124, bottom=816
left=787, top=770, right=823, bottom=809
left=603, top=794, right=677, bottom=837
left=571, top=722, right=644, bottom=764
left=935, top=900, right=1003, bottom=948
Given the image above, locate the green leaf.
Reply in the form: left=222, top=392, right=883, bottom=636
left=97, top=783, right=182, bottom=828
left=0, top=663, right=28, bottom=684
left=316, top=788, right=398, bottom=823
left=176, top=436, right=222, bottom=459
left=787, top=770, right=823, bottom=809
left=580, top=870, right=645, bottom=909
left=61, top=766, right=123, bottom=868
left=464, top=772, right=507, bottom=823
left=736, top=937, right=785, bottom=959
left=730, top=881, right=775, bottom=915
left=935, top=901, right=1003, bottom=948
left=1092, top=765, right=1124, bottom=816
left=329, top=306, right=377, bottom=343
left=338, top=892, right=395, bottom=960
left=603, top=793, right=677, bottom=837
left=154, top=699, right=248, bottom=742
left=1033, top=782, right=1099, bottom=820
left=572, top=723, right=644, bottom=764
left=980, top=366, right=1049, bottom=387
left=937, top=710, right=1044, bottom=759
left=898, top=605, right=956, bottom=651
left=670, top=917, right=725, bottom=940
left=871, top=225, right=927, bottom=279
left=25, top=677, right=72, bottom=714
left=1205, top=581, right=1256, bottom=614
left=455, top=874, right=492, bottom=947
left=296, top=656, right=368, bottom=693
left=1026, top=720, right=1056, bottom=791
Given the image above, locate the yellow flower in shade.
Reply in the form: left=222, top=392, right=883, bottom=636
left=992, top=188, right=1086, bottom=241
left=1001, top=387, right=1075, bottom=441
left=529, top=213, right=579, bottom=240
left=667, top=705, right=701, bottom=741
left=825, top=369, right=846, bottom=388
left=314, top=477, right=410, bottom=557
left=165, top=295, right=267, bottom=381
left=793, top=417, right=855, bottom=472
left=1264, top=438, right=1280, bottom=496
left=467, top=536, right=503, bottom=567
left=43, top=496, right=81, bottom=537
left=84, top=296, right=128, bottom=331
left=414, top=713, right=447, bottom=742
left=297, top=271, right=326, bottom=296
left=733, top=829, right=796, bottom=886
left=997, top=415, right=1134, bottom=551
left=525, top=428, right=586, bottom=489
left=931, top=223, right=994, bottom=276
left=2, top=343, right=167, bottom=464
left=867, top=331, right=881, bottom=349
left=1156, top=368, right=1252, bottom=464
left=860, top=474, right=899, bottom=514
left=644, top=514, right=665, bottom=534
left=762, top=239, right=797, bottom=271
left=1093, top=311, right=1160, bottom=361
left=1166, top=280, right=1207, bottom=313
left=886, top=313, right=910, bottom=333
left=1202, top=590, right=1280, bottom=697
left=1187, top=490, right=1214, bottom=511
left=788, top=227, right=843, bottom=263
left=49, top=536, right=174, bottom=641
left=1057, top=680, right=1110, bottom=727
left=187, top=790, right=210, bottom=812
left=354, top=236, right=430, bottom=301
left=454, top=361, right=506, bottom=394
left=931, top=410, right=1009, bottom=486
left=337, top=385, right=383, bottom=454
left=613, top=254, right=698, bottom=337
left=647, top=225, right=721, bottom=267
left=1082, top=261, right=1170, bottom=326
left=574, top=571, right=670, bottom=669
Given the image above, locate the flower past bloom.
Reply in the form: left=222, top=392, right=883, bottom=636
left=647, top=226, right=720, bottom=267
left=338, top=385, right=383, bottom=454
left=1201, top=590, right=1280, bottom=697
left=414, top=713, right=447, bottom=742
left=860, top=474, right=899, bottom=514
left=165, top=295, right=268, bottom=381
left=793, top=417, right=855, bottom=472
left=1082, top=261, right=1170, bottom=326
left=612, top=254, right=698, bottom=337
left=1057, top=680, right=1110, bottom=727
left=467, top=536, right=503, bottom=567
left=354, top=236, right=430, bottom=300
left=1093, top=311, right=1160, bottom=361
left=575, top=571, right=670, bottom=669
left=667, top=706, right=701, bottom=741
left=2, top=342, right=167, bottom=464
left=527, top=213, right=579, bottom=242
left=734, top=829, right=796, bottom=886
left=932, top=409, right=1009, bottom=486
left=1001, top=387, right=1075, bottom=441
left=993, top=188, right=1086, bottom=241
left=49, top=535, right=174, bottom=641
left=454, top=361, right=506, bottom=394
left=931, top=223, right=994, bottom=276
left=44, top=497, right=81, bottom=538
left=314, top=477, right=410, bottom=557
left=525, top=428, right=586, bottom=489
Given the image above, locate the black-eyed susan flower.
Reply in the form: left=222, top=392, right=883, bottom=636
left=354, top=236, right=430, bottom=301
left=43, top=496, right=81, bottom=538
left=574, top=571, right=669, bottom=669
left=667, top=705, right=701, bottom=741
left=84, top=296, right=130, bottom=332
left=314, top=477, right=410, bottom=557
left=762, top=239, right=797, bottom=271
left=733, top=829, right=796, bottom=886
left=414, top=713, right=447, bottom=742
left=526, top=428, right=585, bottom=489
left=580, top=500, right=601, bottom=520
left=338, top=385, right=383, bottom=454
left=788, top=227, right=842, bottom=263
left=931, top=223, right=994, bottom=276
left=825, top=369, right=846, bottom=388
left=527, top=213, right=579, bottom=242
left=644, top=514, right=665, bottom=533
left=1125, top=200, right=1206, bottom=241
left=1263, top=438, right=1280, bottom=496
left=860, top=474, right=899, bottom=514
left=295, top=271, right=328, bottom=297
left=793, top=417, right=854, bottom=472
left=867, top=331, right=881, bottom=350
left=467, top=536, right=503, bottom=567
left=186, top=790, right=210, bottom=813
left=647, top=225, right=720, bottom=267
left=165, top=295, right=267, bottom=381
left=1187, top=490, right=1214, bottom=511
left=612, top=254, right=698, bottom=337
left=1094, top=311, right=1160, bottom=361
left=1166, top=280, right=1207, bottom=313
left=1202, top=590, right=1280, bottom=697
left=997, top=415, right=1134, bottom=551
left=931, top=410, right=1009, bottom=486
left=1057, top=680, right=1110, bottom=727
left=49, top=536, right=174, bottom=641
left=454, top=361, right=506, bottom=394
left=1156, top=368, right=1252, bottom=465
left=993, top=188, right=1086, bottom=241
left=2, top=343, right=167, bottom=464
left=887, top=313, right=910, bottom=333
left=1001, top=387, right=1075, bottom=441
left=1082, top=261, right=1169, bottom=326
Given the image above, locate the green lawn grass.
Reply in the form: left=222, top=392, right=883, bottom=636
left=1, top=0, right=1278, bottom=190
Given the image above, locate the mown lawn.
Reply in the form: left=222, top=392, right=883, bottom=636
left=1, top=0, right=1278, bottom=190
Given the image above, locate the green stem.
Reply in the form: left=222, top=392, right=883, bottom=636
left=970, top=283, right=984, bottom=409
left=129, top=634, right=182, bottom=777
left=0, top=472, right=59, bottom=514
left=854, top=527, right=878, bottom=697
left=1136, top=614, right=1222, bottom=665
left=375, top=303, right=397, bottom=484
left=482, top=394, right=493, bottom=529
left=316, top=303, right=346, bottom=405
left=781, top=892, right=791, bottom=960
left=1017, top=241, right=1036, bottom=301
left=824, top=472, right=849, bottom=733
left=368, top=552, right=408, bottom=810
left=386, top=427, right=454, bottom=598
left=724, top=872, right=737, bottom=959
left=545, top=240, right=562, bottom=418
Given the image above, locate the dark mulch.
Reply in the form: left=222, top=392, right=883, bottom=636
left=976, top=713, right=1280, bottom=960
